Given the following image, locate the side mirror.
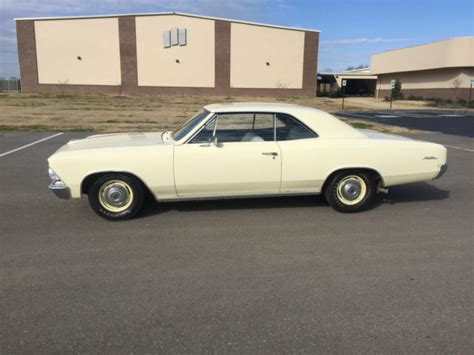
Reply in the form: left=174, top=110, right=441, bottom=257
left=199, top=136, right=219, bottom=148
left=210, top=136, right=218, bottom=146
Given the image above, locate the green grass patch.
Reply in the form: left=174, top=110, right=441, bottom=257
left=0, top=125, right=94, bottom=132
left=349, top=121, right=374, bottom=129
left=0, top=124, right=51, bottom=131
left=69, top=127, right=94, bottom=132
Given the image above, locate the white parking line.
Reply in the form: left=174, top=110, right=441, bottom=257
left=392, top=112, right=430, bottom=118
left=444, top=145, right=474, bottom=153
left=375, top=115, right=399, bottom=118
left=0, top=132, right=64, bottom=158
left=441, top=114, right=462, bottom=117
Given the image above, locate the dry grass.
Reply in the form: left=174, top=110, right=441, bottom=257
left=0, top=92, right=414, bottom=133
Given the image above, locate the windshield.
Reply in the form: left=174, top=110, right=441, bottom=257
left=172, top=110, right=210, bottom=141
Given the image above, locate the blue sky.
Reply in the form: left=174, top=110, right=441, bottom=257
left=0, top=0, right=473, bottom=78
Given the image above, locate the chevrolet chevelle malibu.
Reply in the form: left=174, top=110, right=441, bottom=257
left=48, top=103, right=447, bottom=220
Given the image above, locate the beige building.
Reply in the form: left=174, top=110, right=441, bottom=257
left=15, top=12, right=319, bottom=96
left=371, top=37, right=474, bottom=100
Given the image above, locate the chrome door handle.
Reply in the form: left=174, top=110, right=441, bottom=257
left=262, top=152, right=278, bottom=156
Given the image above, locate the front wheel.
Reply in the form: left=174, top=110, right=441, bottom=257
left=324, top=171, right=376, bottom=213
left=88, top=174, right=144, bottom=220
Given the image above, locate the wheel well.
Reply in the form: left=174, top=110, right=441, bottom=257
left=321, top=168, right=383, bottom=193
left=81, top=171, right=153, bottom=198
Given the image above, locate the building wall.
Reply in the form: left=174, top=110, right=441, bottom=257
left=371, top=37, right=474, bottom=75
left=376, top=67, right=474, bottom=100
left=136, top=15, right=215, bottom=87
left=35, top=18, right=121, bottom=85
left=230, top=23, right=305, bottom=89
left=16, top=14, right=319, bottom=96
left=371, top=37, right=474, bottom=101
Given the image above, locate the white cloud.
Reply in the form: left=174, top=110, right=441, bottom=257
left=1, top=0, right=274, bottom=17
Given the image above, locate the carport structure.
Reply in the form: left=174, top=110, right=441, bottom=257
left=318, top=67, right=377, bottom=97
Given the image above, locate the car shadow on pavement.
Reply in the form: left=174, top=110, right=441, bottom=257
left=138, top=194, right=327, bottom=218
left=376, top=182, right=450, bottom=206
left=138, top=182, right=449, bottom=218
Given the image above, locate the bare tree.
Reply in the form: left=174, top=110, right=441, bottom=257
left=57, top=79, right=69, bottom=97
left=451, top=78, right=462, bottom=106
left=345, top=64, right=369, bottom=71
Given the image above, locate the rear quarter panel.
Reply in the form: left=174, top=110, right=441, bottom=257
left=278, top=138, right=446, bottom=191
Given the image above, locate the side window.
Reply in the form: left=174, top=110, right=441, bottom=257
left=202, top=113, right=274, bottom=143
left=275, top=113, right=317, bottom=141
left=216, top=113, right=274, bottom=142
left=189, top=117, right=217, bottom=144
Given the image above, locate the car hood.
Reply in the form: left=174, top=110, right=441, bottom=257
left=55, top=132, right=171, bottom=153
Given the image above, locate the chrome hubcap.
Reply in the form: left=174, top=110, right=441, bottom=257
left=104, top=185, right=128, bottom=207
left=341, top=180, right=361, bottom=201
left=98, top=180, right=134, bottom=212
left=336, top=175, right=367, bottom=206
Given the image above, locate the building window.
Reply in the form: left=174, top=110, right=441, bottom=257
left=163, top=28, right=187, bottom=48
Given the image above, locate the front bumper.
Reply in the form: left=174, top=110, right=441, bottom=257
left=434, top=164, right=448, bottom=179
left=48, top=182, right=71, bottom=199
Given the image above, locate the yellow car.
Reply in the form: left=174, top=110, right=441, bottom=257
left=48, top=103, right=447, bottom=220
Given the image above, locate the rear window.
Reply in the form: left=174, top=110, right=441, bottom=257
left=275, top=113, right=317, bottom=141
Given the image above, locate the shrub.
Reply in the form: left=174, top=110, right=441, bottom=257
left=426, top=97, right=443, bottom=106
left=457, top=99, right=467, bottom=107
left=329, top=89, right=343, bottom=98
left=407, top=94, right=424, bottom=101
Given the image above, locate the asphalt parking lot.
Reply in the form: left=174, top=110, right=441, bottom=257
left=1, top=125, right=473, bottom=353
left=336, top=109, right=474, bottom=137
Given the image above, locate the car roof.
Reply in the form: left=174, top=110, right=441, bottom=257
left=204, top=102, right=321, bottom=114
left=203, top=102, right=366, bottom=139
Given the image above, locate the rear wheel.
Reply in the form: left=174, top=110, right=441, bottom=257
left=324, top=171, right=376, bottom=213
left=88, top=174, right=143, bottom=220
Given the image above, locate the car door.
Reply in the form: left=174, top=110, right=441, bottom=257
left=275, top=113, right=321, bottom=193
left=174, top=112, right=281, bottom=197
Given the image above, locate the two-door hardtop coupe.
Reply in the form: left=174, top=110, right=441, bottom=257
left=48, top=103, right=447, bottom=220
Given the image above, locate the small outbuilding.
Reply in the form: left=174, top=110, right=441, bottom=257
left=317, top=67, right=377, bottom=97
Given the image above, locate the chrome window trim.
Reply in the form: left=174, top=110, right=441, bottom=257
left=273, top=113, right=277, bottom=141
left=183, top=111, right=318, bottom=144
left=274, top=112, right=319, bottom=140
left=184, top=114, right=218, bottom=144
left=173, top=109, right=212, bottom=143
left=212, top=115, right=218, bottom=136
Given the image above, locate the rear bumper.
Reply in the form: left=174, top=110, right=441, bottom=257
left=434, top=164, right=448, bottom=180
left=48, top=183, right=71, bottom=199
